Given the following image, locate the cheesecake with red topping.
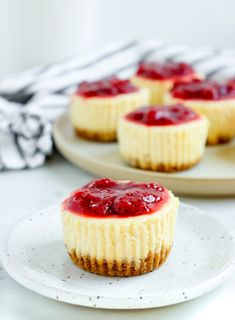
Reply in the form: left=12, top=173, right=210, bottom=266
left=118, top=104, right=208, bottom=172
left=61, top=178, right=179, bottom=276
left=166, top=79, right=235, bottom=144
left=70, top=77, right=149, bottom=142
left=131, top=62, right=199, bottom=105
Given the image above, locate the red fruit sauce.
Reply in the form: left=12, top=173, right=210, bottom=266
left=136, top=62, right=196, bottom=81
left=76, top=77, right=138, bottom=98
left=125, top=104, right=200, bottom=126
left=62, top=179, right=169, bottom=218
left=171, top=79, right=235, bottom=101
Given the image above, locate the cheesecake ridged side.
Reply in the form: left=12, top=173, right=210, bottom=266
left=118, top=117, right=208, bottom=172
left=61, top=193, right=179, bottom=276
left=166, top=94, right=235, bottom=145
left=69, top=89, right=149, bottom=142
left=131, top=76, right=172, bottom=105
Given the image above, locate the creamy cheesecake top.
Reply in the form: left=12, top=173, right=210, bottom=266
left=135, top=62, right=196, bottom=81
left=76, top=77, right=139, bottom=98
left=125, top=104, right=200, bottom=126
left=62, top=178, right=169, bottom=218
left=171, top=79, right=235, bottom=101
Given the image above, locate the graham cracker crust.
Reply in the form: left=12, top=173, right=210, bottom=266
left=75, top=128, right=116, bottom=142
left=69, top=246, right=172, bottom=277
left=123, top=157, right=201, bottom=173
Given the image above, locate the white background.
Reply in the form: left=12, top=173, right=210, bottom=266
left=0, top=0, right=235, bottom=77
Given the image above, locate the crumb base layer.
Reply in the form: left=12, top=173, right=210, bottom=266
left=75, top=128, right=116, bottom=142
left=69, top=246, right=172, bottom=277
left=122, top=156, right=201, bottom=173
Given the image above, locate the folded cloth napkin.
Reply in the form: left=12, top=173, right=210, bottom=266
left=1, top=39, right=235, bottom=170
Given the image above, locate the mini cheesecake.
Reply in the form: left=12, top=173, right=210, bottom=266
left=131, top=62, right=199, bottom=105
left=118, top=104, right=208, bottom=172
left=166, top=79, right=235, bottom=144
left=70, top=77, right=149, bottom=142
left=61, top=178, right=179, bottom=277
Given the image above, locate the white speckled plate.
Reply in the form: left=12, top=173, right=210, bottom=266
left=53, top=113, right=235, bottom=196
left=1, top=203, right=234, bottom=309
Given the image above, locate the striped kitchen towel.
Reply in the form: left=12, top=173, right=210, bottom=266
left=1, top=39, right=235, bottom=170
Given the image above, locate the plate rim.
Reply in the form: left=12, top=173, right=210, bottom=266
left=1, top=203, right=235, bottom=309
left=53, top=113, right=235, bottom=182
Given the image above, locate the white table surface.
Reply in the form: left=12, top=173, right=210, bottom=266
left=0, top=153, right=235, bottom=320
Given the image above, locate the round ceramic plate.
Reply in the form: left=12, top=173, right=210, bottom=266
left=1, top=203, right=234, bottom=309
left=53, top=113, right=235, bottom=196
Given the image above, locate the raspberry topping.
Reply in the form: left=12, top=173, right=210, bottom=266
left=227, top=78, right=235, bottom=91
left=62, top=179, right=169, bottom=218
left=136, top=62, right=196, bottom=80
left=125, top=104, right=200, bottom=126
left=171, top=79, right=235, bottom=100
left=76, top=77, right=138, bottom=98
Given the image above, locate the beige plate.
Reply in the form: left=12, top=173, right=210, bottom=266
left=53, top=113, right=235, bottom=196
